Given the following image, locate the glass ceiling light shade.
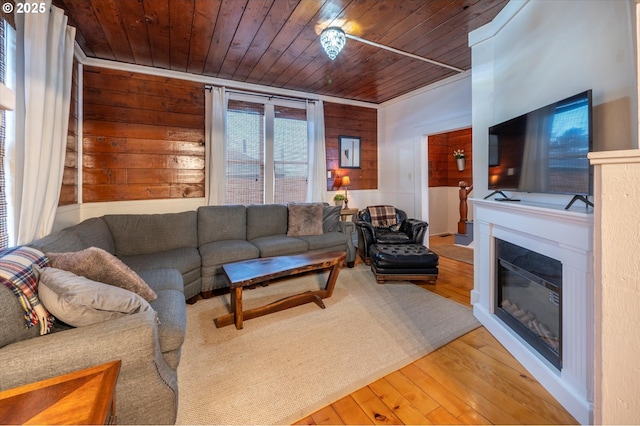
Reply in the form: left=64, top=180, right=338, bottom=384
left=320, top=27, right=346, bottom=60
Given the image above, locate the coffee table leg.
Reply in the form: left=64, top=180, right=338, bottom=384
left=232, top=287, right=243, bottom=329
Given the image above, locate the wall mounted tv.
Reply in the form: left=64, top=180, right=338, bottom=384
left=487, top=90, right=593, bottom=209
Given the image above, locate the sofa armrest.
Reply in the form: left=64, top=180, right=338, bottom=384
left=0, top=310, right=178, bottom=424
left=337, top=220, right=354, bottom=235
left=337, top=221, right=356, bottom=265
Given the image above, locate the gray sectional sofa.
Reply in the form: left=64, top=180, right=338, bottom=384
left=0, top=203, right=354, bottom=424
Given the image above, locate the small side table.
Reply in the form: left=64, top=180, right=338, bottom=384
left=340, top=207, right=358, bottom=221
left=0, top=360, right=121, bottom=425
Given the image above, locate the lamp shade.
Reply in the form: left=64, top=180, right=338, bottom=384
left=320, top=27, right=346, bottom=60
left=341, top=176, right=351, bottom=186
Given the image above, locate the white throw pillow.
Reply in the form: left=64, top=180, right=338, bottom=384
left=37, top=267, right=153, bottom=327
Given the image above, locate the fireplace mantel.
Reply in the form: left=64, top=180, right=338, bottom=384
left=471, top=198, right=594, bottom=424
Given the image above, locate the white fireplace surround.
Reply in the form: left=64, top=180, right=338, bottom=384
left=471, top=198, right=594, bottom=424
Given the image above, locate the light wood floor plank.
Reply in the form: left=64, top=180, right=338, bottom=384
left=457, top=407, right=492, bottom=425
left=384, top=370, right=440, bottom=416
left=398, top=363, right=470, bottom=418
left=310, top=406, right=343, bottom=425
left=426, top=406, right=463, bottom=425
left=368, top=377, right=433, bottom=425
left=417, top=354, right=547, bottom=424
left=331, top=395, right=373, bottom=425
left=350, top=386, right=404, bottom=425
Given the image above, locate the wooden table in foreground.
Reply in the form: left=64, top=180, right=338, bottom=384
left=214, top=251, right=346, bottom=330
left=0, top=360, right=121, bottom=425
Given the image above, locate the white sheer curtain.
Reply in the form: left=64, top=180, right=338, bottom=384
left=205, top=86, right=228, bottom=205
left=10, top=1, right=75, bottom=245
left=306, top=100, right=327, bottom=202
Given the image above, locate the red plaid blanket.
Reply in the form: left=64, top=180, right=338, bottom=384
left=368, top=205, right=397, bottom=228
left=0, top=246, right=52, bottom=329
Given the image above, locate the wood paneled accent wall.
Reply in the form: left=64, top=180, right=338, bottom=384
left=82, top=66, right=205, bottom=202
left=324, top=103, right=377, bottom=191
left=428, top=128, right=472, bottom=187
left=59, top=59, right=79, bottom=206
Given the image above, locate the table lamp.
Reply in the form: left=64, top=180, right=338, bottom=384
left=341, top=176, right=351, bottom=209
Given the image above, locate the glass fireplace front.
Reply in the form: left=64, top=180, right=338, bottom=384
left=495, top=238, right=562, bottom=370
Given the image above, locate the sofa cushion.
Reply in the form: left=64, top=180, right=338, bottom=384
left=198, top=205, right=247, bottom=246
left=118, top=247, right=201, bottom=301
left=287, top=203, right=323, bottom=237
left=104, top=211, right=198, bottom=256
left=249, top=235, right=309, bottom=257
left=199, top=240, right=260, bottom=267
left=138, top=268, right=184, bottom=293
left=37, top=267, right=153, bottom=328
left=119, top=247, right=201, bottom=277
left=29, top=229, right=85, bottom=253
left=297, top=231, right=347, bottom=250
left=0, top=246, right=53, bottom=330
left=323, top=205, right=342, bottom=233
left=47, top=247, right=157, bottom=302
left=68, top=217, right=115, bottom=254
left=246, top=204, right=288, bottom=240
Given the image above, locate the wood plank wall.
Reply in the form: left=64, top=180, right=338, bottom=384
left=59, top=59, right=78, bottom=206
left=428, top=128, right=472, bottom=188
left=324, top=103, right=377, bottom=191
left=82, top=66, right=205, bottom=202
left=71, top=67, right=377, bottom=204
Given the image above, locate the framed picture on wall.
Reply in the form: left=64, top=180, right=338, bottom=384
left=339, top=136, right=361, bottom=168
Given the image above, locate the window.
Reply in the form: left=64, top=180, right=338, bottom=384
left=0, top=19, right=15, bottom=249
left=225, top=96, right=308, bottom=205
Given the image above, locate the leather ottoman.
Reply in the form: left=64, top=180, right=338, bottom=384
left=369, top=243, right=439, bottom=284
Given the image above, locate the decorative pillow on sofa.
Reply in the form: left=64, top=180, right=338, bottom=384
left=37, top=267, right=153, bottom=327
left=322, top=205, right=341, bottom=233
left=47, top=247, right=157, bottom=302
left=287, top=203, right=324, bottom=237
left=0, top=246, right=53, bottom=332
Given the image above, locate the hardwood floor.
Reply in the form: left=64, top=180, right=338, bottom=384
left=294, top=235, right=577, bottom=425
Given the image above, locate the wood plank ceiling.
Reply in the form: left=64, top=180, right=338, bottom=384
left=54, top=0, right=508, bottom=104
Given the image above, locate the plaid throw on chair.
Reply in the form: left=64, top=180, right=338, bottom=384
left=368, top=205, right=397, bottom=228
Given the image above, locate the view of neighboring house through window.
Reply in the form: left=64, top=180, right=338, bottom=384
left=225, top=96, right=308, bottom=205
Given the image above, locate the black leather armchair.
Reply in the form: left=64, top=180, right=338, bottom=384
left=354, top=206, right=428, bottom=263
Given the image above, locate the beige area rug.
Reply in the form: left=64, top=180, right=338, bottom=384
left=433, top=244, right=474, bottom=264
left=176, top=263, right=480, bottom=425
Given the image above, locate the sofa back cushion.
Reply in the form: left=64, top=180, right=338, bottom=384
left=29, top=229, right=85, bottom=253
left=104, top=211, right=198, bottom=256
left=69, top=217, right=115, bottom=254
left=246, top=204, right=287, bottom=240
left=198, top=205, right=247, bottom=246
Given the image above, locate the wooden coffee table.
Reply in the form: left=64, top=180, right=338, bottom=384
left=214, top=251, right=346, bottom=329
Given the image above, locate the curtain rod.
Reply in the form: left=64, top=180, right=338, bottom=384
left=205, top=86, right=319, bottom=103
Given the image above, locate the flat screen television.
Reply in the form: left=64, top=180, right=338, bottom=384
left=487, top=90, right=593, bottom=208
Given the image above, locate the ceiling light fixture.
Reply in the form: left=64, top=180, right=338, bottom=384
left=319, top=26, right=464, bottom=73
left=320, top=26, right=346, bottom=60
